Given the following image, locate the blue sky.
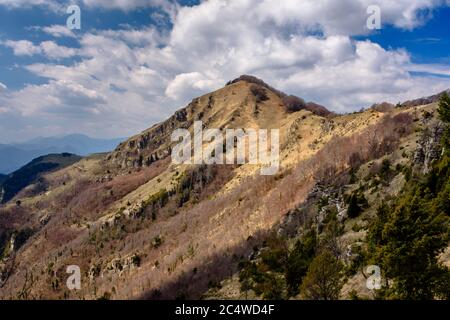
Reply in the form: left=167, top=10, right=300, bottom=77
left=0, top=0, right=449, bottom=143
left=362, top=8, right=450, bottom=65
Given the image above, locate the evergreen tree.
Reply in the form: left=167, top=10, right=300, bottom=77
left=367, top=95, right=450, bottom=299
left=347, top=193, right=361, bottom=219
left=300, top=250, right=344, bottom=300
left=438, top=92, right=450, bottom=123
left=438, top=92, right=450, bottom=149
left=285, top=230, right=316, bottom=296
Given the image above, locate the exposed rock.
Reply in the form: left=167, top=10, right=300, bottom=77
left=321, top=119, right=336, bottom=134
left=105, top=254, right=141, bottom=276
left=39, top=213, right=51, bottom=226
left=101, top=213, right=122, bottom=229
left=108, top=258, right=123, bottom=274
left=277, top=209, right=304, bottom=237
left=8, top=234, right=16, bottom=253
left=88, top=264, right=101, bottom=281
left=414, top=122, right=444, bottom=173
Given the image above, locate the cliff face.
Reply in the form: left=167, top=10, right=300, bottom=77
left=108, top=107, right=189, bottom=169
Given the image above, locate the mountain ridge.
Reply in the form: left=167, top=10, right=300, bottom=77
left=108, top=75, right=331, bottom=172
left=0, top=153, right=82, bottom=204
left=0, top=76, right=448, bottom=300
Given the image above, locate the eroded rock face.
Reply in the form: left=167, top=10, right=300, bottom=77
left=103, top=254, right=141, bottom=277
left=107, top=104, right=193, bottom=170
left=277, top=209, right=304, bottom=237
left=414, top=122, right=444, bottom=174
left=39, top=213, right=51, bottom=226
left=277, top=182, right=346, bottom=237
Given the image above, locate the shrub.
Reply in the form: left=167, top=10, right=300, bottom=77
left=250, top=85, right=269, bottom=103
left=367, top=127, right=450, bottom=300
left=438, top=92, right=450, bottom=123
left=300, top=250, right=344, bottom=300
left=131, top=253, right=141, bottom=267
left=142, top=189, right=169, bottom=210
left=346, top=192, right=367, bottom=219
left=379, top=158, right=392, bottom=181
left=285, top=230, right=316, bottom=296
left=282, top=95, right=306, bottom=113
left=438, top=92, right=450, bottom=148
left=152, top=236, right=163, bottom=248
left=14, top=227, right=35, bottom=250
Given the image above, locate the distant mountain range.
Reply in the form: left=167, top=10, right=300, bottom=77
left=0, top=134, right=123, bottom=174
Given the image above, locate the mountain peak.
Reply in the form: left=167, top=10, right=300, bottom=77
left=227, top=75, right=332, bottom=116
left=109, top=77, right=331, bottom=171
left=227, top=75, right=274, bottom=88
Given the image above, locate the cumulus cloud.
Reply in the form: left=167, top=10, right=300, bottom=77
left=0, top=0, right=65, bottom=11
left=80, top=0, right=174, bottom=11
left=2, top=40, right=42, bottom=56
left=2, top=40, right=78, bottom=59
left=0, top=0, right=175, bottom=13
left=165, top=72, right=222, bottom=100
left=1, top=0, right=450, bottom=142
left=40, top=25, right=76, bottom=38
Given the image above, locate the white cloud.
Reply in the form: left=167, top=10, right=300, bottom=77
left=80, top=0, right=173, bottom=11
left=0, top=0, right=65, bottom=11
left=0, top=82, right=6, bottom=91
left=40, top=25, right=76, bottom=38
left=0, top=0, right=175, bottom=13
left=40, top=41, right=78, bottom=59
left=165, top=72, right=222, bottom=100
left=407, top=63, right=450, bottom=77
left=98, top=26, right=167, bottom=46
left=0, top=0, right=52, bottom=7
left=2, top=40, right=78, bottom=59
left=1, top=0, right=450, bottom=142
left=8, top=80, right=105, bottom=116
left=3, top=40, right=42, bottom=56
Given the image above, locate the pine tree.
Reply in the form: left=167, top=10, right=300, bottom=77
left=438, top=92, right=450, bottom=123
left=300, top=250, right=344, bottom=300
left=285, top=230, right=316, bottom=296
left=367, top=98, right=450, bottom=299
left=438, top=92, right=450, bottom=148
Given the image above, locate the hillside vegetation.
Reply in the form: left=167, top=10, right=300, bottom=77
left=0, top=77, right=448, bottom=300
left=208, top=93, right=450, bottom=300
left=0, top=153, right=82, bottom=204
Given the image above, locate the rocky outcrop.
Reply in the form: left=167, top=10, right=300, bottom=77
left=277, top=182, right=346, bottom=237
left=414, top=122, right=444, bottom=173
left=108, top=104, right=193, bottom=170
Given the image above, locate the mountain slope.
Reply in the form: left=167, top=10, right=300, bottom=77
left=0, top=77, right=447, bottom=300
left=109, top=75, right=332, bottom=171
left=0, top=134, right=123, bottom=174
left=206, top=100, right=450, bottom=300
left=0, top=153, right=82, bottom=204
